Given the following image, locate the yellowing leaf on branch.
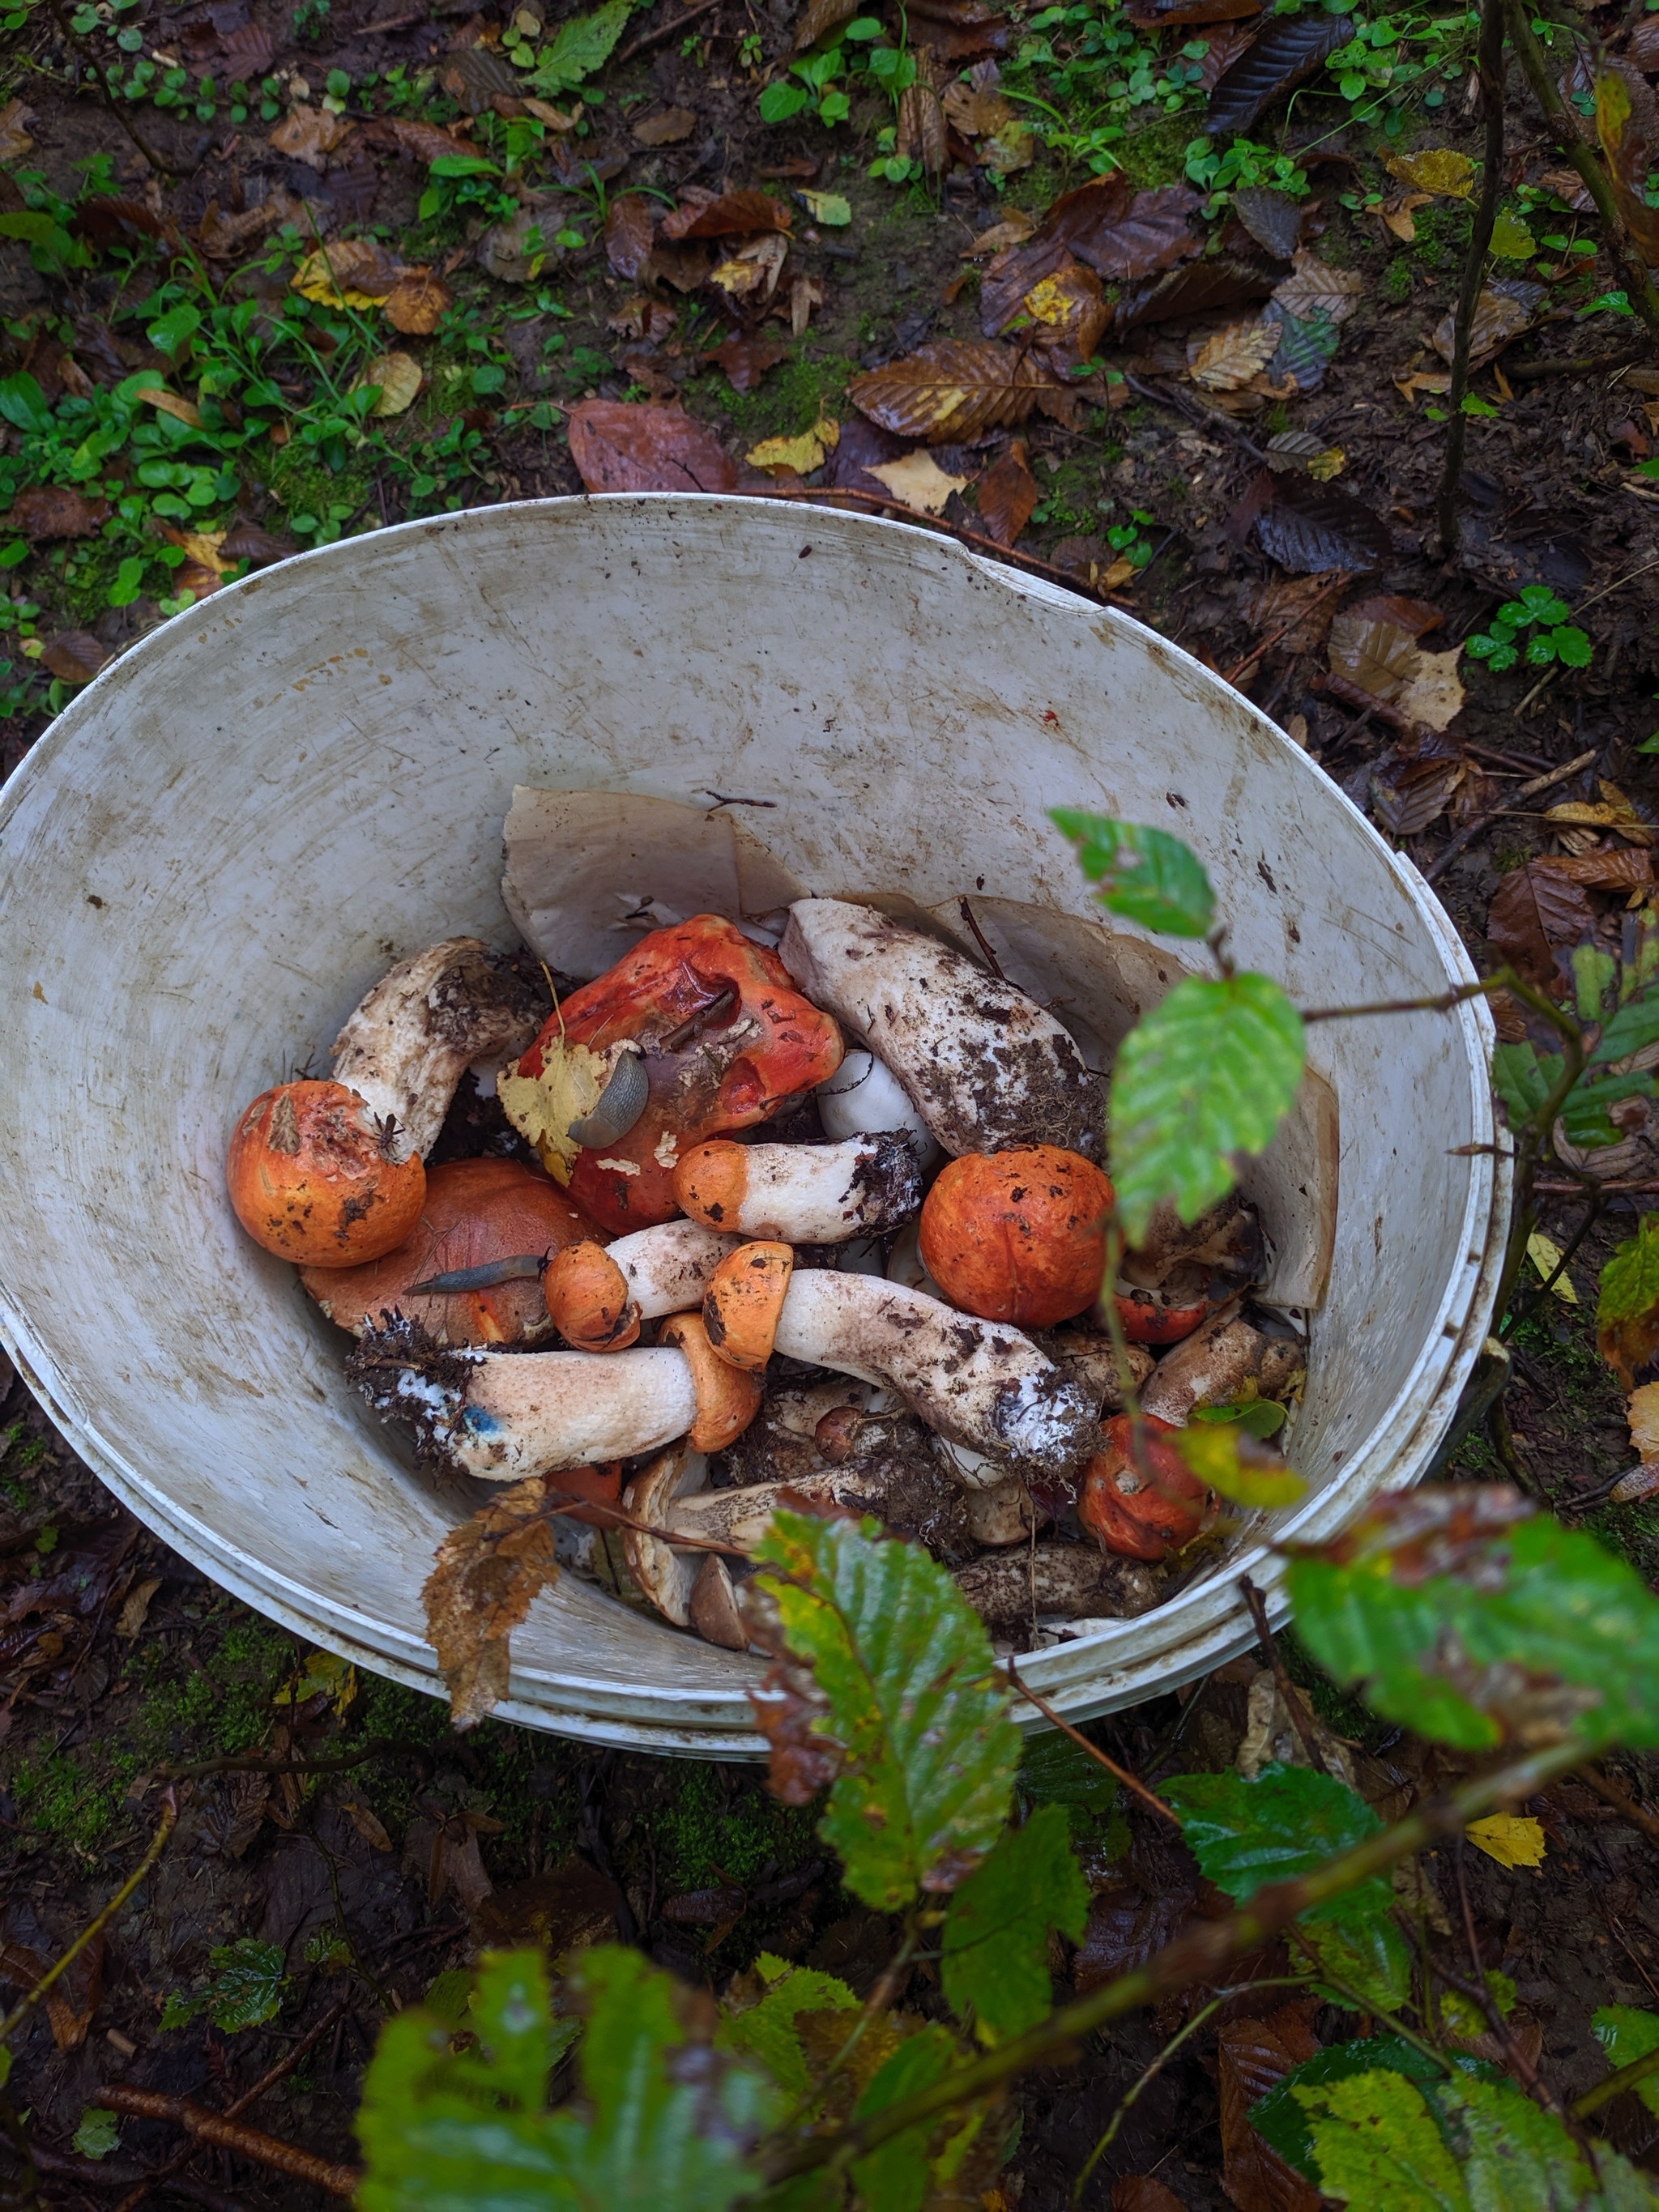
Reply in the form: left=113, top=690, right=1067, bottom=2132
left=1465, top=1813, right=1546, bottom=1869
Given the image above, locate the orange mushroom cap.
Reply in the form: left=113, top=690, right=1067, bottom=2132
left=228, top=1078, right=427, bottom=1267
left=674, top=1140, right=750, bottom=1232
left=1079, top=1413, right=1209, bottom=1562
left=545, top=1239, right=642, bottom=1353
left=919, top=1146, right=1115, bottom=1330
left=702, top=1240, right=795, bottom=1372
left=659, top=1311, right=763, bottom=1452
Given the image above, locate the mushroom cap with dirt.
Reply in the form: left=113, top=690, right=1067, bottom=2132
left=779, top=897, right=1103, bottom=1159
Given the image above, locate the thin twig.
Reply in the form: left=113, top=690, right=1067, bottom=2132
left=1239, top=1575, right=1329, bottom=1775
left=1450, top=1839, right=1559, bottom=2108
left=1507, top=348, right=1654, bottom=382
left=1005, top=1670, right=1182, bottom=1828
left=1577, top=1762, right=1659, bottom=1848
left=0, top=1790, right=177, bottom=2053
left=613, top=0, right=720, bottom=64
left=92, top=2088, right=360, bottom=2198
left=1435, top=0, right=1506, bottom=557
left=1425, top=746, right=1598, bottom=884
left=957, top=896, right=1006, bottom=978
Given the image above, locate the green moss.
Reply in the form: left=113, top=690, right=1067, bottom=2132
left=1406, top=201, right=1471, bottom=274
left=656, top=1762, right=817, bottom=1891
left=1280, top=1626, right=1392, bottom=1750
left=1116, top=115, right=1192, bottom=189
left=1383, top=256, right=1414, bottom=303
left=697, top=351, right=856, bottom=444
left=10, top=1749, right=116, bottom=1849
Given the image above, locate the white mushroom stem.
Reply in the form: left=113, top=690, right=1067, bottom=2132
left=366, top=1342, right=698, bottom=1479
left=817, top=1050, right=940, bottom=1166
left=658, top=1464, right=894, bottom=1551
left=772, top=1271, right=1099, bottom=1485
left=1138, top=1309, right=1305, bottom=1425
left=607, top=1221, right=744, bottom=1316
left=332, top=936, right=541, bottom=1162
left=680, top=1134, right=922, bottom=1243
left=779, top=897, right=1102, bottom=1159
left=624, top=1443, right=709, bottom=1626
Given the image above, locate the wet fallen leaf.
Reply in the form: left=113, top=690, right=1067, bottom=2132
left=268, top=103, right=352, bottom=170
left=1218, top=2008, right=1323, bottom=2212
left=382, top=270, right=453, bottom=335
left=1396, top=366, right=1453, bottom=403
left=1384, top=146, right=1476, bottom=198
left=1255, top=473, right=1392, bottom=573
left=1232, top=184, right=1303, bottom=261
left=355, top=351, right=423, bottom=417
left=1265, top=428, right=1343, bottom=479
left=196, top=191, right=306, bottom=258
left=983, top=118, right=1035, bottom=171
left=135, top=386, right=203, bottom=428
left=942, top=79, right=1014, bottom=135
left=116, top=1575, right=161, bottom=1638
left=1629, top=1379, right=1659, bottom=1466
left=1328, top=611, right=1420, bottom=700
left=799, top=187, right=851, bottom=226
left=1189, top=318, right=1279, bottom=391
left=1111, top=2184, right=1185, bottom=2212
left=339, top=1798, right=394, bottom=1852
left=865, top=449, right=971, bottom=514
left=1528, top=1229, right=1578, bottom=1303
left=975, top=439, right=1038, bottom=545
left=964, top=210, right=1037, bottom=256
left=373, top=117, right=478, bottom=164
left=1596, top=64, right=1659, bottom=270
left=1382, top=190, right=1434, bottom=242
left=1488, top=861, right=1597, bottom=990
left=710, top=232, right=790, bottom=300
left=38, top=631, right=109, bottom=684
left=1195, top=22, right=1257, bottom=89
left=522, top=96, right=578, bottom=128
left=1465, top=1813, right=1546, bottom=1869
left=5, top=484, right=110, bottom=540
left=906, top=0, right=1011, bottom=57
left=1022, top=261, right=1109, bottom=369
left=423, top=1477, right=561, bottom=1730
left=0, top=96, right=33, bottom=165
left=707, top=337, right=793, bottom=393
left=791, top=273, right=825, bottom=337
left=1244, top=572, right=1343, bottom=654
left=1538, top=165, right=1595, bottom=213
left=746, top=416, right=838, bottom=475
left=633, top=105, right=698, bottom=144
left=662, top=186, right=791, bottom=240
left=1272, top=247, right=1363, bottom=326
left=565, top=399, right=740, bottom=493
left=1431, top=279, right=1545, bottom=367
left=292, top=238, right=405, bottom=306
left=897, top=67, right=948, bottom=179
left=480, top=207, right=557, bottom=285
left=220, top=518, right=297, bottom=569
left=848, top=339, right=1063, bottom=441
left=608, top=295, right=675, bottom=345
left=1127, top=0, right=1260, bottom=21
left=1045, top=174, right=1202, bottom=282
left=1205, top=11, right=1349, bottom=134
left=1351, top=590, right=1444, bottom=637
left=1115, top=254, right=1274, bottom=334
left=605, top=193, right=657, bottom=281
left=473, top=1859, right=621, bottom=1958
left=1548, top=850, right=1654, bottom=892
left=165, top=527, right=229, bottom=575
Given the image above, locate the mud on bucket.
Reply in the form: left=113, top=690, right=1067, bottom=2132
left=0, top=495, right=1508, bottom=1754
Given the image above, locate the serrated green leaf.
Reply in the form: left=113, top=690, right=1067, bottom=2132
left=1294, top=2068, right=1470, bottom=2209
left=849, top=2025, right=967, bottom=2212
left=532, top=0, right=631, bottom=92
left=1573, top=943, right=1618, bottom=1025
left=1109, top=971, right=1306, bottom=1242
left=1288, top=1496, right=1659, bottom=1753
left=1432, top=2071, right=1658, bottom=2210
left=1174, top=1420, right=1307, bottom=1507
left=1051, top=810, right=1216, bottom=937
left=1491, top=1041, right=1559, bottom=1128
left=717, top=1959, right=857, bottom=2099
left=940, top=1805, right=1089, bottom=2044
left=1303, top=1911, right=1414, bottom=2015
left=1253, top=2039, right=1499, bottom=2184
left=1595, top=2005, right=1659, bottom=2120
left=1017, top=1730, right=1119, bottom=1819
left=205, top=1938, right=287, bottom=2032
left=1594, top=988, right=1659, bottom=1066
left=752, top=1513, right=1021, bottom=1910
left=1162, top=1763, right=1391, bottom=1927
left=72, top=2108, right=120, bottom=2160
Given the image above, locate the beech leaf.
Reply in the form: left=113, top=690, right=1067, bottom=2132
left=1051, top=810, right=1217, bottom=936
left=421, top=1477, right=561, bottom=1731
left=1205, top=12, right=1350, bottom=134
left=565, top=400, right=740, bottom=493
left=848, top=339, right=1062, bottom=442
left=940, top=1803, right=1088, bottom=2043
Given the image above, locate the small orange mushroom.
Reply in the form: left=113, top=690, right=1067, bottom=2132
left=1079, top=1413, right=1209, bottom=1562
left=544, top=1462, right=625, bottom=1525
left=544, top=1239, right=642, bottom=1352
left=919, top=1146, right=1115, bottom=1329
left=228, top=1079, right=426, bottom=1268
left=1111, top=1286, right=1211, bottom=1346
left=659, top=1311, right=763, bottom=1451
left=703, top=1241, right=794, bottom=1372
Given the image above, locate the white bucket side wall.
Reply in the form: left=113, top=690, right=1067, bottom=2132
left=0, top=496, right=1500, bottom=1749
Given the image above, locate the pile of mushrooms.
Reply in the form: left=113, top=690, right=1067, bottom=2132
left=228, top=892, right=1304, bottom=1655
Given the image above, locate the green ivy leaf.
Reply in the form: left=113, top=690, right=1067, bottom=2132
left=751, top=1513, right=1021, bottom=1911
left=1594, top=2005, right=1659, bottom=2119
left=1294, top=2068, right=1470, bottom=2208
left=1288, top=1490, right=1659, bottom=1752
left=531, top=0, right=631, bottom=93
left=204, top=1938, right=287, bottom=2032
left=1051, top=810, right=1217, bottom=937
left=1162, top=1764, right=1390, bottom=1927
left=716, top=1955, right=857, bottom=2099
left=940, top=1805, right=1089, bottom=2044
left=1109, top=972, right=1306, bottom=1242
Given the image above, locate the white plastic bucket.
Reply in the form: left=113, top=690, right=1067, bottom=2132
left=0, top=497, right=1508, bottom=1755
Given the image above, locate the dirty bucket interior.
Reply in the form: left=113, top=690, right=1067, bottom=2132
left=0, top=496, right=1505, bottom=1754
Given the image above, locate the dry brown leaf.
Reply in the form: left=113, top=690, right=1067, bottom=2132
left=1393, top=643, right=1465, bottom=733
left=662, top=186, right=791, bottom=240
left=38, top=630, right=110, bottom=684
left=1021, top=260, right=1108, bottom=371
left=1381, top=190, right=1432, bottom=241
left=975, top=439, right=1038, bottom=545
left=866, top=450, right=970, bottom=514
left=382, top=270, right=452, bottom=335
left=1188, top=318, right=1279, bottom=391
left=706, top=335, right=793, bottom=392
left=1350, top=590, right=1445, bottom=637
left=356, top=351, right=423, bottom=417
left=791, top=272, right=825, bottom=338
left=942, top=79, right=1014, bottom=135
left=565, top=399, right=739, bottom=493
left=1431, top=282, right=1543, bottom=367
left=116, top=1575, right=162, bottom=1637
left=633, top=105, right=698, bottom=144
left=135, top=386, right=203, bottom=428
left=710, top=232, right=790, bottom=300
left=0, top=96, right=33, bottom=165
left=1111, top=2184, right=1185, bottom=2212
left=377, top=117, right=478, bottom=163
left=5, top=484, right=110, bottom=540
left=269, top=104, right=353, bottom=170
left=1488, top=860, right=1597, bottom=989
left=606, top=193, right=658, bottom=281
left=196, top=191, right=305, bottom=258
left=1328, top=612, right=1420, bottom=700
left=422, top=1476, right=562, bottom=1729
left=1629, top=1379, right=1659, bottom=1464
left=1245, top=572, right=1344, bottom=654
left=339, top=1797, right=394, bottom=1852
left=1272, top=247, right=1364, bottom=326
left=963, top=210, right=1037, bottom=257
left=848, top=339, right=1062, bottom=441
left=1538, top=164, right=1595, bottom=212
left=292, top=238, right=406, bottom=306
left=897, top=73, right=948, bottom=179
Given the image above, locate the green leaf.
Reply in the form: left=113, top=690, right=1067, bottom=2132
left=429, top=151, right=501, bottom=177
left=1433, top=2071, right=1657, bottom=2210
left=1601, top=1215, right=1659, bottom=1343
left=1192, top=1396, right=1288, bottom=1438
left=1252, top=2039, right=1498, bottom=2184
left=1573, top=943, right=1618, bottom=1025
left=160, top=1989, right=202, bottom=2030
left=0, top=369, right=53, bottom=434
left=799, top=187, right=851, bottom=224
left=532, top=0, right=631, bottom=93
left=1109, top=971, right=1305, bottom=1242
left=1489, top=209, right=1534, bottom=258
left=0, top=2047, right=9, bottom=2090
left=751, top=1512, right=1021, bottom=1911
left=1562, top=1068, right=1657, bottom=1148
left=1162, top=1763, right=1390, bottom=1927
left=1016, top=1730, right=1118, bottom=1820
left=1595, top=2004, right=1659, bottom=2119
left=1552, top=624, right=1593, bottom=669
left=1288, top=1490, right=1659, bottom=1753
left=1593, top=989, right=1659, bottom=1065
left=1303, top=1912, right=1414, bottom=2015
left=1174, top=1420, right=1307, bottom=1507
left=759, top=79, right=812, bottom=119
left=1460, top=392, right=1499, bottom=418
left=940, top=1805, right=1088, bottom=2044
left=1051, top=810, right=1217, bottom=937
left=205, top=1938, right=286, bottom=2031
left=147, top=302, right=201, bottom=356
left=716, top=1955, right=857, bottom=2099
left=72, top=2108, right=120, bottom=2159
left=849, top=2026, right=964, bottom=2212
left=1294, top=2068, right=1470, bottom=2209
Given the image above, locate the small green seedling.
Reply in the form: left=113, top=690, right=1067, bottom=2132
left=1466, top=585, right=1592, bottom=674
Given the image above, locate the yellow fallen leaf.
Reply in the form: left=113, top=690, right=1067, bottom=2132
left=1465, top=1813, right=1546, bottom=1870
left=354, top=350, right=423, bottom=417
left=864, top=450, right=970, bottom=515
left=1188, top=318, right=1279, bottom=394
left=1526, top=1229, right=1577, bottom=1303
left=1102, top=555, right=1137, bottom=590
left=177, top=529, right=228, bottom=574
left=497, top=1034, right=614, bottom=1181
left=279, top=1647, right=357, bottom=1717
left=1307, top=445, right=1346, bottom=481
left=1393, top=644, right=1465, bottom=735
left=1629, top=1379, right=1659, bottom=1464
left=521, top=96, right=578, bottom=128
left=745, top=416, right=838, bottom=475
left=1382, top=190, right=1433, bottom=242
left=1385, top=147, right=1476, bottom=198
left=135, top=386, right=203, bottom=428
